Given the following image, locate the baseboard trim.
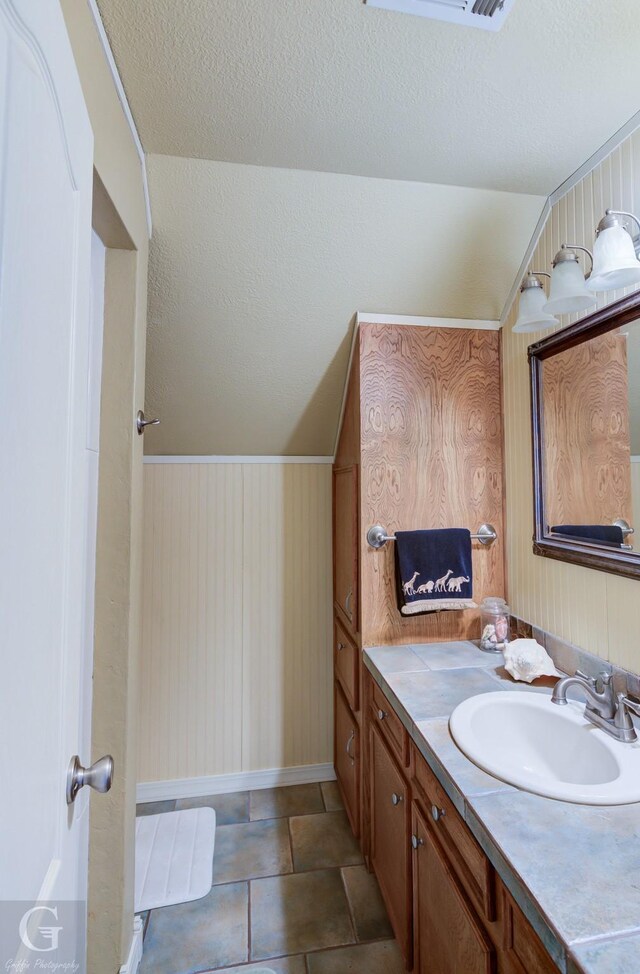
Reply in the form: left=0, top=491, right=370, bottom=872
left=119, top=916, right=144, bottom=974
left=136, top=762, right=336, bottom=804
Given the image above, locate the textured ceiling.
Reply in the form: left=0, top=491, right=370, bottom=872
left=98, top=0, right=640, bottom=195
left=144, top=155, right=543, bottom=455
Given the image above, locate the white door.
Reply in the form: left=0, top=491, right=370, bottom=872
left=0, top=0, right=100, bottom=968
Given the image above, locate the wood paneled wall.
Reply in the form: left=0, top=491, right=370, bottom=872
left=139, top=462, right=333, bottom=784
left=358, top=323, right=505, bottom=646
left=502, top=128, right=640, bottom=671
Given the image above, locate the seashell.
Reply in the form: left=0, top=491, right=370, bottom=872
left=503, top=638, right=561, bottom=684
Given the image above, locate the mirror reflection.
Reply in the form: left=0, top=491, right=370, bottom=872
left=541, top=319, right=640, bottom=551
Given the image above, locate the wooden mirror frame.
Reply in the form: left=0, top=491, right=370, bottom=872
left=529, top=289, right=640, bottom=579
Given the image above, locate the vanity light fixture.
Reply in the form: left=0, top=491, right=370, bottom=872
left=543, top=245, right=597, bottom=315
left=587, top=210, right=640, bottom=292
left=513, top=272, right=559, bottom=333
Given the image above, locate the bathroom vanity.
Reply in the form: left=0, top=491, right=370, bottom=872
left=336, top=638, right=559, bottom=974
left=337, top=638, right=640, bottom=974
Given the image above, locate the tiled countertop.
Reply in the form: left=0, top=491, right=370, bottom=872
left=363, top=640, right=640, bottom=974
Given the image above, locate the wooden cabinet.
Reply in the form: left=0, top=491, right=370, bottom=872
left=334, top=682, right=360, bottom=837
left=370, top=679, right=409, bottom=767
left=359, top=689, right=558, bottom=974
left=370, top=722, right=412, bottom=965
left=334, top=618, right=359, bottom=712
left=333, top=465, right=358, bottom=635
left=498, top=881, right=557, bottom=974
left=412, top=801, right=496, bottom=974
left=413, top=744, right=494, bottom=921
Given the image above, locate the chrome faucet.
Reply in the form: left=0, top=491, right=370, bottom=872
left=551, top=670, right=640, bottom=743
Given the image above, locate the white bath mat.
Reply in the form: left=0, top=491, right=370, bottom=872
left=135, top=807, right=216, bottom=913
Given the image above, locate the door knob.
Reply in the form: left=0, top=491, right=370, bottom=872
left=136, top=410, right=160, bottom=435
left=66, top=754, right=114, bottom=805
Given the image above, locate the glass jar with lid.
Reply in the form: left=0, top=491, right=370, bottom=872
left=479, top=596, right=510, bottom=653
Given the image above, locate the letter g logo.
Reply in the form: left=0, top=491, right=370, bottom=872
left=18, top=906, right=62, bottom=952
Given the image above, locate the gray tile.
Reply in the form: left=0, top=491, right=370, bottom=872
left=414, top=718, right=512, bottom=816
left=544, top=631, right=611, bottom=682
left=176, top=791, right=249, bottom=825
left=136, top=800, right=176, bottom=817
left=250, top=869, right=356, bottom=959
left=306, top=940, right=404, bottom=973
left=321, top=780, right=344, bottom=811
left=208, top=957, right=307, bottom=974
left=532, top=625, right=547, bottom=648
left=365, top=644, right=429, bottom=674
left=290, top=810, right=364, bottom=872
left=385, top=666, right=505, bottom=721
left=250, top=783, right=324, bottom=821
left=341, top=865, right=393, bottom=942
left=410, top=640, right=498, bottom=670
left=212, top=819, right=292, bottom=884
left=140, top=882, right=248, bottom=973
left=611, top=664, right=640, bottom=701
left=569, top=933, right=640, bottom=974
left=468, top=790, right=640, bottom=948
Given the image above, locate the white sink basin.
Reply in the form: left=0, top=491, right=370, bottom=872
left=449, top=691, right=640, bottom=805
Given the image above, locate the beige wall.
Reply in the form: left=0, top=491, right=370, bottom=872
left=138, top=462, right=333, bottom=785
left=60, top=2, right=149, bottom=971
left=502, top=129, right=640, bottom=671
left=144, top=153, right=544, bottom=457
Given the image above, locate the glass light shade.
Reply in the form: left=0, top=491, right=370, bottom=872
left=543, top=259, right=596, bottom=315
left=587, top=225, right=640, bottom=292
left=513, top=283, right=559, bottom=333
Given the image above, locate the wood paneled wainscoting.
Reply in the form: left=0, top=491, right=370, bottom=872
left=332, top=320, right=506, bottom=914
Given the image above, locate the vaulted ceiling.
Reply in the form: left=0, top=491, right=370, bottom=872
left=96, top=0, right=640, bottom=454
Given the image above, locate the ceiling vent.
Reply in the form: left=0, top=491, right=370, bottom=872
left=364, top=0, right=514, bottom=31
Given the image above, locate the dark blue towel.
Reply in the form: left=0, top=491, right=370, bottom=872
left=551, top=525, right=623, bottom=547
left=395, top=528, right=474, bottom=616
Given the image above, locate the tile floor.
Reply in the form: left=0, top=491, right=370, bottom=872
left=137, top=781, right=404, bottom=974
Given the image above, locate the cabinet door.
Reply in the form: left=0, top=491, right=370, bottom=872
left=412, top=803, right=496, bottom=974
left=334, top=683, right=360, bottom=837
left=334, top=617, right=359, bottom=712
left=370, top=723, right=412, bottom=965
left=333, top=465, right=358, bottom=634
left=498, top=880, right=557, bottom=974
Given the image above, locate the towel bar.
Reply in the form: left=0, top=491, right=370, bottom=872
left=613, top=518, right=634, bottom=537
left=367, top=523, right=498, bottom=550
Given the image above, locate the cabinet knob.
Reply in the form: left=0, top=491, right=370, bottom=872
left=411, top=834, right=424, bottom=850
left=431, top=804, right=446, bottom=822
left=377, top=709, right=387, bottom=721
left=337, top=642, right=345, bottom=651
left=391, top=792, right=403, bottom=806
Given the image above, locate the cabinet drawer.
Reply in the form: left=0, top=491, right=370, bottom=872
left=370, top=680, right=409, bottom=767
left=334, top=618, right=359, bottom=712
left=499, top=882, right=557, bottom=974
left=335, top=683, right=360, bottom=838
left=413, top=744, right=494, bottom=922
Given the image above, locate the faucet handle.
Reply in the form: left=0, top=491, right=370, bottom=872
left=621, top=694, right=640, bottom=718
left=575, top=669, right=596, bottom=686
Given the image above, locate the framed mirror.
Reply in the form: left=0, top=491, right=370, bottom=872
left=530, top=290, right=640, bottom=578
